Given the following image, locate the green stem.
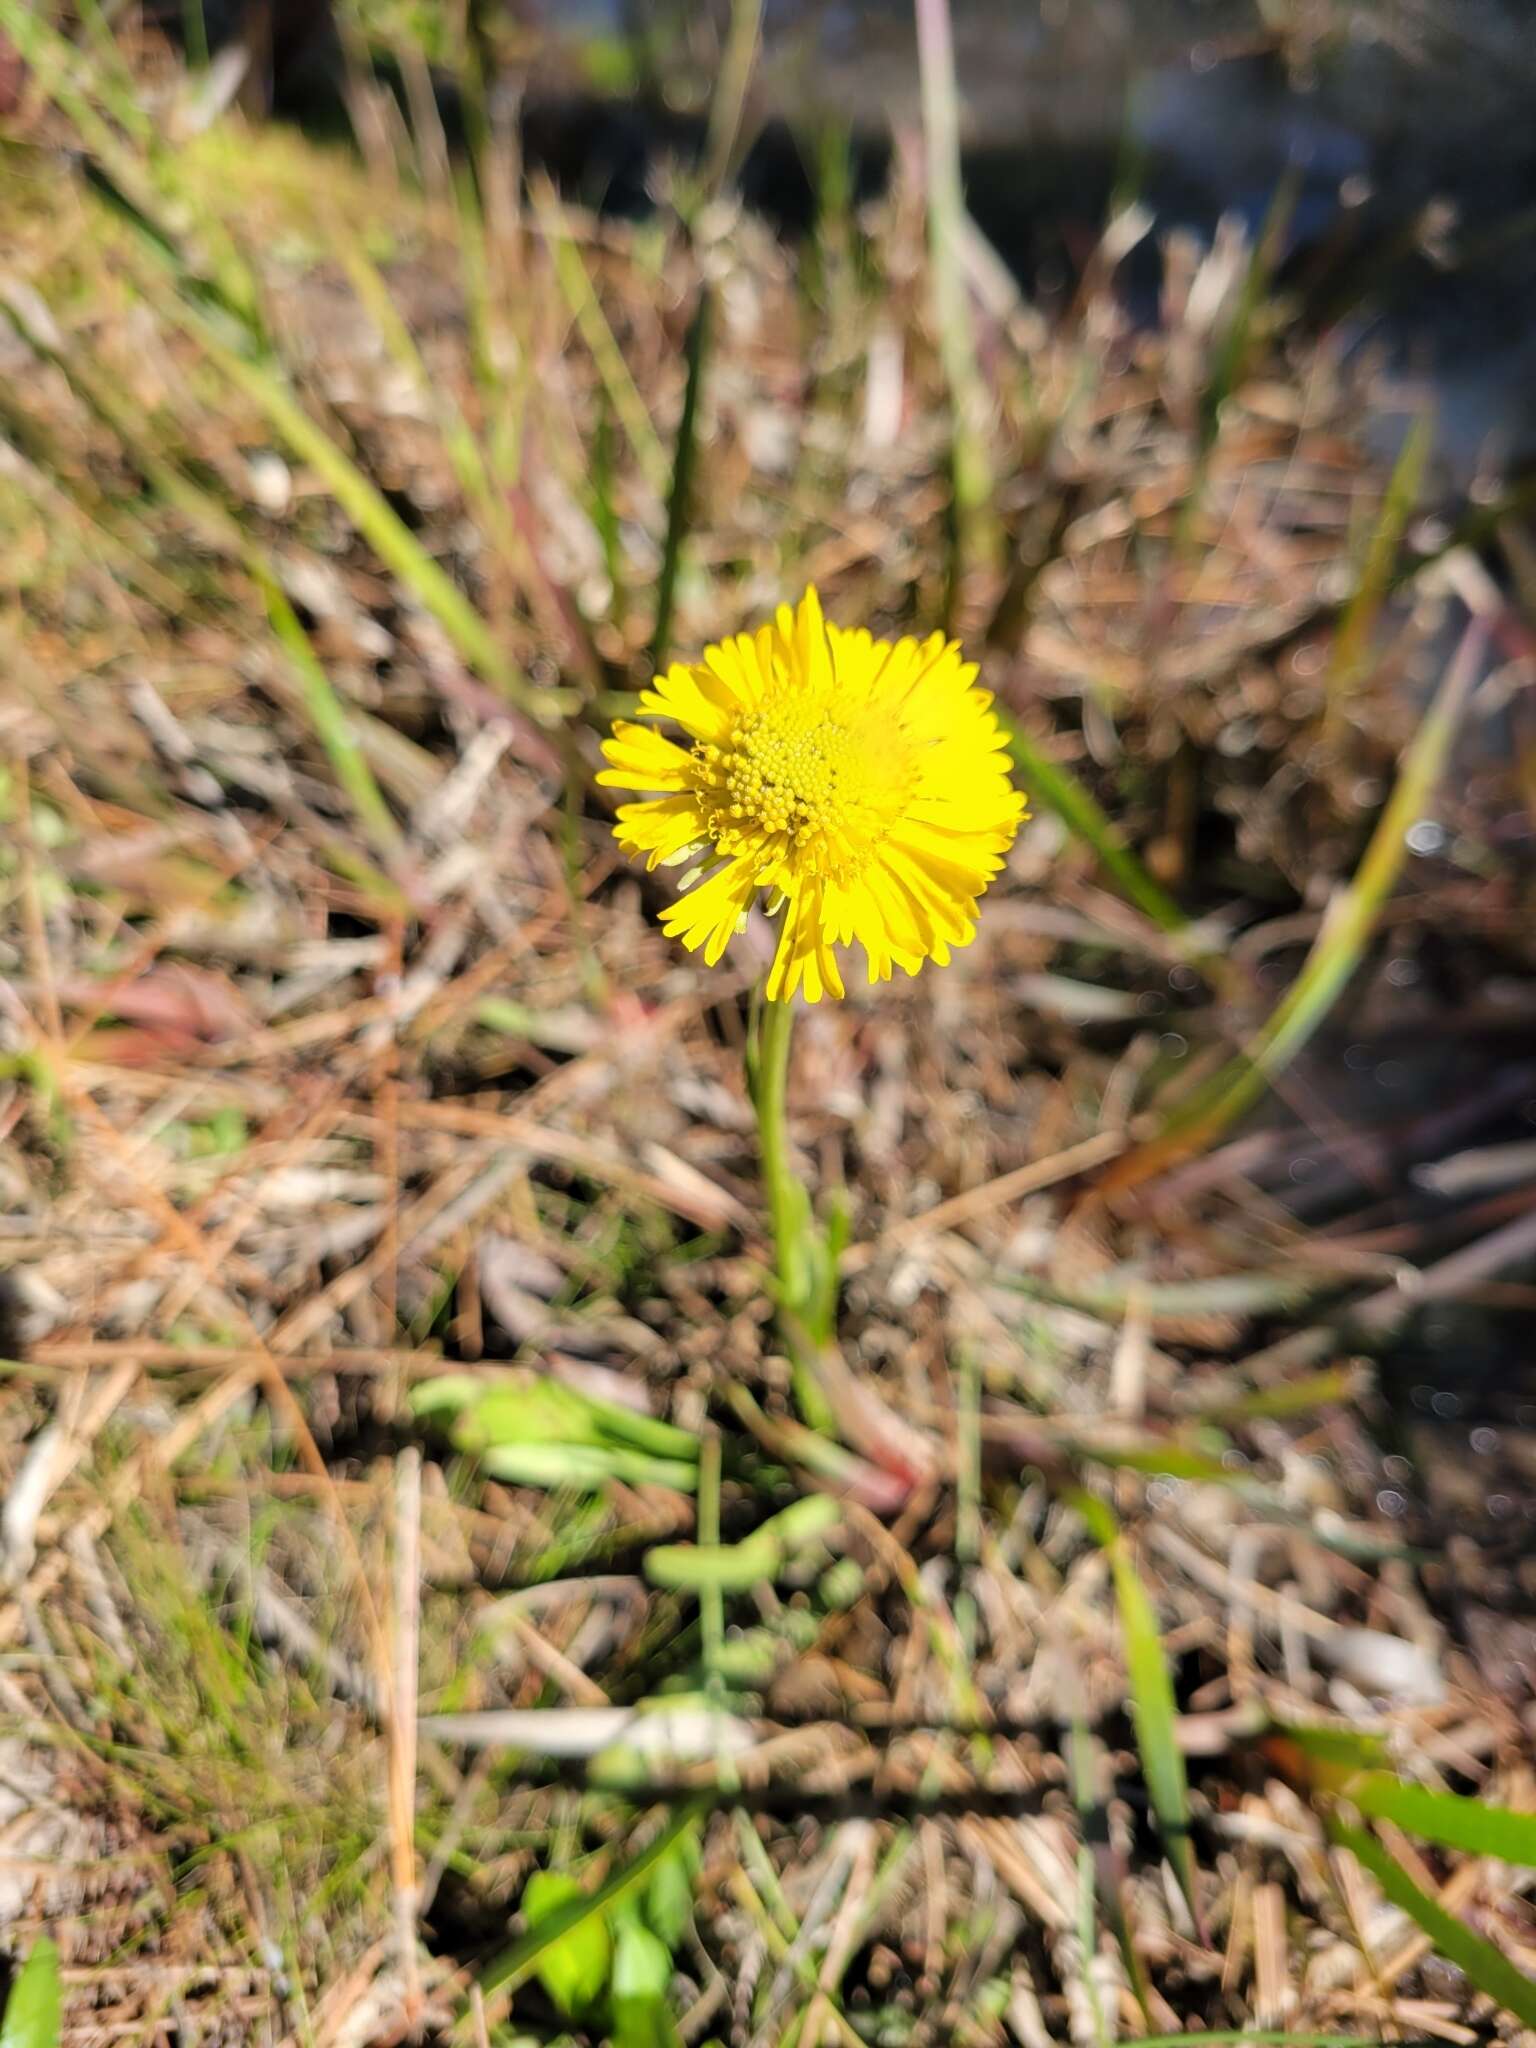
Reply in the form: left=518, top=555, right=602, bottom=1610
left=755, top=994, right=803, bottom=1299
left=752, top=994, right=834, bottom=1430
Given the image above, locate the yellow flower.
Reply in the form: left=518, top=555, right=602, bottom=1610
left=600, top=589, right=1027, bottom=1002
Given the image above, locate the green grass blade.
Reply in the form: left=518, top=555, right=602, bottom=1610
left=649, top=284, right=712, bottom=675
left=1113, top=613, right=1486, bottom=1184
left=331, top=227, right=511, bottom=556
left=248, top=558, right=405, bottom=859
left=176, top=312, right=542, bottom=715
left=1184, top=1368, right=1360, bottom=1424
left=1345, top=1774, right=1536, bottom=1868
left=65, top=157, right=547, bottom=717
left=1176, top=169, right=1297, bottom=556
left=1328, top=412, right=1432, bottom=705
left=1002, top=720, right=1194, bottom=941
left=914, top=0, right=998, bottom=581
left=1330, top=1818, right=1536, bottom=2030
left=0, top=1938, right=61, bottom=2048
left=532, top=185, right=669, bottom=504
left=1073, top=1492, right=1201, bottom=1931
left=477, top=1802, right=707, bottom=2002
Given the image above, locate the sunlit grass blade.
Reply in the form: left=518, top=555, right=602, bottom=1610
left=249, top=558, right=406, bottom=861
left=1183, top=1367, right=1362, bottom=1424
left=1073, top=1492, right=1201, bottom=1932
left=1343, top=1774, right=1536, bottom=1867
left=1001, top=719, right=1196, bottom=943
left=914, top=0, right=998, bottom=586
left=650, top=284, right=712, bottom=674
left=1108, top=613, right=1486, bottom=1188
left=0, top=1937, right=61, bottom=2048
left=1328, top=412, right=1432, bottom=708
left=477, top=1802, right=708, bottom=2003
left=1329, top=1818, right=1536, bottom=2030
left=1177, top=168, right=1297, bottom=555
left=1002, top=1263, right=1327, bottom=1324
left=330, top=221, right=512, bottom=555
left=531, top=183, right=669, bottom=505
left=1262, top=1721, right=1391, bottom=1793
left=62, top=158, right=546, bottom=718
left=171, top=306, right=545, bottom=716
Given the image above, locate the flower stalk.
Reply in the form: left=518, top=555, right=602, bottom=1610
left=749, top=991, right=835, bottom=1430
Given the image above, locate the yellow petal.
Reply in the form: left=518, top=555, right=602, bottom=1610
left=659, top=855, right=759, bottom=966
left=613, top=795, right=708, bottom=870
left=765, top=883, right=844, bottom=1004
left=598, top=721, right=698, bottom=792
left=638, top=662, right=735, bottom=744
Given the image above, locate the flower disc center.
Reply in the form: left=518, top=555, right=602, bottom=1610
left=703, top=697, right=913, bottom=874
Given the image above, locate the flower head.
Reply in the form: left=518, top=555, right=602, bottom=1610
left=599, top=587, right=1027, bottom=1002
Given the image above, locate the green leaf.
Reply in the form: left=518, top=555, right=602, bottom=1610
left=248, top=555, right=403, bottom=861
left=1002, top=719, right=1194, bottom=943
left=643, top=1828, right=700, bottom=1949
left=1344, top=1774, right=1536, bottom=1868
left=1268, top=1720, right=1390, bottom=1787
left=610, top=1920, right=680, bottom=2048
left=1112, top=614, right=1483, bottom=1185
left=480, top=1805, right=707, bottom=2004
left=1330, top=1819, right=1536, bottom=2030
left=408, top=1375, right=483, bottom=1418
left=0, top=1938, right=62, bottom=2048
left=462, top=1382, right=606, bottom=1451
left=1328, top=412, right=1432, bottom=704
left=645, top=1495, right=841, bottom=1592
left=649, top=285, right=711, bottom=675
left=520, top=1871, right=612, bottom=2019
left=1073, top=1492, right=1200, bottom=1932
left=479, top=1442, right=699, bottom=1493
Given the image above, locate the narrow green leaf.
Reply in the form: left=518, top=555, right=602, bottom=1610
left=1184, top=1368, right=1360, bottom=1424
left=520, top=1871, right=612, bottom=2019
left=1114, top=613, right=1486, bottom=1184
left=1329, top=413, right=1432, bottom=703
left=479, top=1442, right=699, bottom=1492
left=1073, top=1492, right=1201, bottom=1930
left=1002, top=719, right=1192, bottom=941
left=532, top=186, right=669, bottom=502
left=479, top=1804, right=707, bottom=2001
left=248, top=557, right=404, bottom=859
left=610, top=1919, right=682, bottom=2048
left=1270, top=1721, right=1391, bottom=1782
left=914, top=0, right=998, bottom=579
left=1345, top=1774, right=1536, bottom=1868
left=645, top=1494, right=841, bottom=1592
left=0, top=1938, right=62, bottom=2048
left=1330, top=1818, right=1536, bottom=2030
left=191, top=322, right=541, bottom=713
left=1066, top=1438, right=1236, bottom=1484
left=650, top=285, right=712, bottom=674
left=643, top=1829, right=699, bottom=1949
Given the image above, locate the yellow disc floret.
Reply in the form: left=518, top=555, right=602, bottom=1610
left=598, top=586, right=1027, bottom=1003
left=696, top=698, right=918, bottom=881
